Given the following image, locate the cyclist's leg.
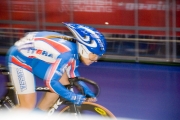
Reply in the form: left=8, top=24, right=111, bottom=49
left=7, top=47, right=36, bottom=110
left=9, top=63, right=36, bottom=110
left=37, top=92, right=59, bottom=111
left=37, top=72, right=70, bottom=111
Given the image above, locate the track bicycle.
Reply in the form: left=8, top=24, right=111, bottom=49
left=0, top=64, right=116, bottom=119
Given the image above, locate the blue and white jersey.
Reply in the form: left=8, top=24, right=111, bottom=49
left=8, top=31, right=80, bottom=94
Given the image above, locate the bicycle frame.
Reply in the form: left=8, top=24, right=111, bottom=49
left=0, top=84, right=18, bottom=111
left=0, top=64, right=116, bottom=119
left=0, top=66, right=19, bottom=111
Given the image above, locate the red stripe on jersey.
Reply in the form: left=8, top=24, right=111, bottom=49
left=70, top=59, right=76, bottom=78
left=11, top=56, right=32, bottom=71
left=45, top=59, right=61, bottom=91
left=34, top=37, right=70, bottom=53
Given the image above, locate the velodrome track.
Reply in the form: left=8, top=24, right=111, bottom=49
left=0, top=55, right=180, bottom=120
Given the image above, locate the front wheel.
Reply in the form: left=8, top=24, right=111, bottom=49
left=60, top=102, right=116, bottom=119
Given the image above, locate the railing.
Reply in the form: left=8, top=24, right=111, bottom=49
left=103, top=34, right=180, bottom=63
left=0, top=28, right=180, bottom=63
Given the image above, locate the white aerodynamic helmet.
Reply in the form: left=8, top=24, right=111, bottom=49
left=63, top=22, right=107, bottom=58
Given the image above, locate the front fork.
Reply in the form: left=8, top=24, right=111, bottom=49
left=69, top=104, right=82, bottom=120
left=68, top=84, right=82, bottom=119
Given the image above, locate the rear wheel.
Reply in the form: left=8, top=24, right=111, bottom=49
left=60, top=102, right=116, bottom=119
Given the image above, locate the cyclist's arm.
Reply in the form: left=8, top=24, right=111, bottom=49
left=65, top=55, right=96, bottom=99
left=45, top=52, right=84, bottom=105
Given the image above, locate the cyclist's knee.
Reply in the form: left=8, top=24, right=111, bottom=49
left=18, top=93, right=36, bottom=110
left=38, top=92, right=59, bottom=111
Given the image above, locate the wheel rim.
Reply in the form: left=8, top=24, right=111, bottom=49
left=60, top=102, right=116, bottom=119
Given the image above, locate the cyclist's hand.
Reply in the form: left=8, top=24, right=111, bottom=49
left=71, top=94, right=86, bottom=105
left=86, top=97, right=97, bottom=102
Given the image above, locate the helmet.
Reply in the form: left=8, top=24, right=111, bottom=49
left=63, top=22, right=106, bottom=58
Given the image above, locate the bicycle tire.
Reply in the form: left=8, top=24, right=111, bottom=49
left=60, top=102, right=116, bottom=119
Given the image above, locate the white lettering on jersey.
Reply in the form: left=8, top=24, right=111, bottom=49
left=20, top=41, right=60, bottom=63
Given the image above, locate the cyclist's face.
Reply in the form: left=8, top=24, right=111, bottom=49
left=80, top=53, right=99, bottom=66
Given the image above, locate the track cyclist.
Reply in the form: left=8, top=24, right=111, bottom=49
left=6, top=23, right=106, bottom=112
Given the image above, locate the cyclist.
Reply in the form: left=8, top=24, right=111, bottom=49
left=6, top=23, right=106, bottom=111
